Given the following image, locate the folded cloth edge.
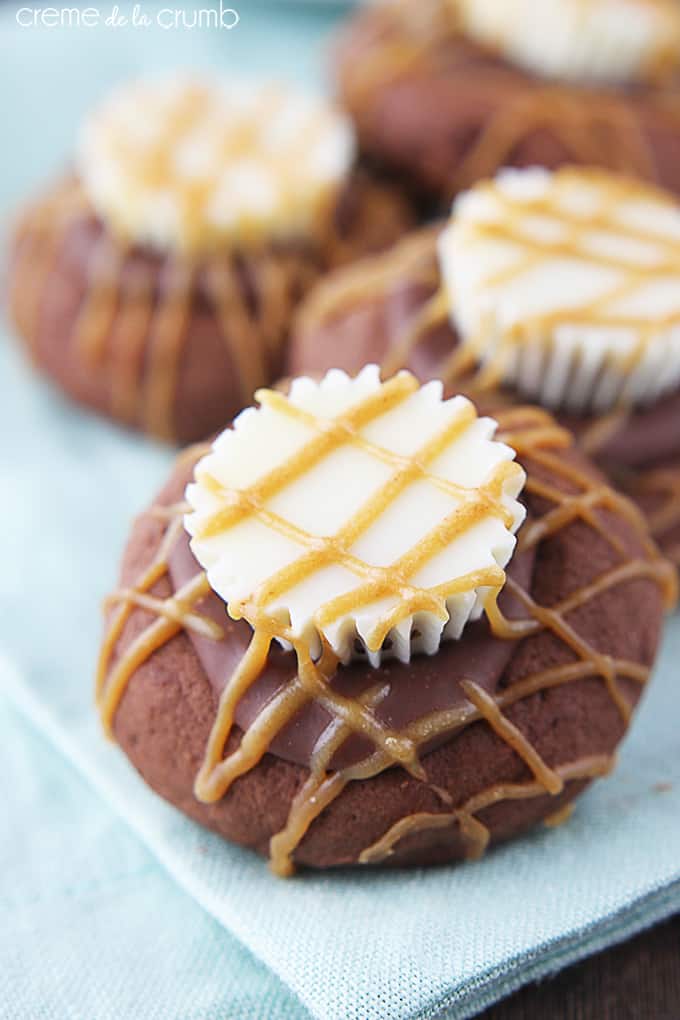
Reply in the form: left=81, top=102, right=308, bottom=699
left=3, top=649, right=679, bottom=1020
left=421, top=879, right=680, bottom=1019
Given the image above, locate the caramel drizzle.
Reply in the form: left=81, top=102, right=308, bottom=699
left=627, top=465, right=680, bottom=566
left=344, top=0, right=680, bottom=195
left=89, top=80, right=350, bottom=253
left=97, top=382, right=675, bottom=875
left=578, top=406, right=633, bottom=459
left=8, top=181, right=89, bottom=354
left=358, top=755, right=614, bottom=864
left=9, top=172, right=394, bottom=441
left=444, top=172, right=680, bottom=391
left=295, top=176, right=680, bottom=574
left=543, top=801, right=576, bottom=830
left=299, top=170, right=680, bottom=448
left=196, top=377, right=518, bottom=645
left=188, top=375, right=522, bottom=803
left=8, top=181, right=288, bottom=440
left=290, top=217, right=435, bottom=365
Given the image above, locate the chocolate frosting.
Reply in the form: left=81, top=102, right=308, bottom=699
left=168, top=514, right=534, bottom=772
left=562, top=392, right=680, bottom=471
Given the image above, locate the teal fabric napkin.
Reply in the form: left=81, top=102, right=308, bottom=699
left=2, top=6, right=680, bottom=1019
left=0, top=695, right=303, bottom=1020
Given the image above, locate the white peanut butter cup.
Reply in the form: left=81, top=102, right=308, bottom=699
left=439, top=166, right=680, bottom=414
left=78, top=74, right=356, bottom=253
left=452, top=0, right=680, bottom=85
left=185, top=366, right=526, bottom=667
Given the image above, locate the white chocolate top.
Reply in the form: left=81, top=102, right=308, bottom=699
left=78, top=75, right=356, bottom=253
left=453, top=0, right=680, bottom=85
left=185, top=366, right=526, bottom=666
left=439, top=167, right=680, bottom=413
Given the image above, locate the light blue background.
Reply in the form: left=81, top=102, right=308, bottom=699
left=2, top=5, right=680, bottom=1019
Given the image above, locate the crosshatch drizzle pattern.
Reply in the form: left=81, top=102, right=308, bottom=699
left=438, top=169, right=680, bottom=407
left=188, top=372, right=524, bottom=665
left=295, top=190, right=680, bottom=567
left=97, top=376, right=675, bottom=875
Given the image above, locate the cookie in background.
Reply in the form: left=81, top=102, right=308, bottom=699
left=335, top=0, right=680, bottom=206
left=290, top=166, right=680, bottom=569
left=6, top=74, right=414, bottom=443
